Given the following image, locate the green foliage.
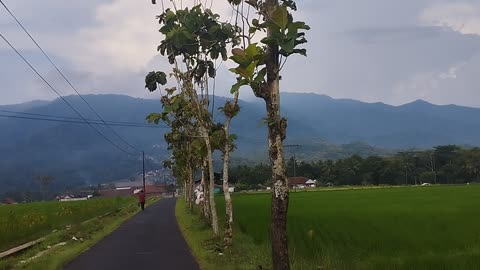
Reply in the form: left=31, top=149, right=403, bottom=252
left=146, top=2, right=244, bottom=193
left=155, top=5, right=237, bottom=80
left=230, top=146, right=480, bottom=188
left=145, top=71, right=167, bottom=92
left=228, top=0, right=309, bottom=95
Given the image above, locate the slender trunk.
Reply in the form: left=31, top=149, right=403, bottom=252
left=222, top=147, right=233, bottom=246
left=204, top=132, right=219, bottom=236
left=202, top=160, right=211, bottom=221
left=189, top=165, right=195, bottom=210
left=186, top=80, right=219, bottom=237
left=183, top=181, right=187, bottom=201
left=222, top=95, right=237, bottom=247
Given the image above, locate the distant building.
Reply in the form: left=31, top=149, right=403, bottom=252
left=145, top=184, right=167, bottom=195
left=98, top=188, right=134, bottom=197
left=288, top=177, right=309, bottom=188
left=2, top=198, right=17, bottom=205
left=56, top=194, right=92, bottom=202
left=305, top=179, right=317, bottom=187
left=99, top=183, right=167, bottom=198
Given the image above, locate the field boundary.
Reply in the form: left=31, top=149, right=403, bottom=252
left=0, top=198, right=152, bottom=259
left=0, top=236, right=46, bottom=259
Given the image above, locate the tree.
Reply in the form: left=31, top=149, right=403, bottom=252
left=462, top=148, right=480, bottom=182
left=146, top=3, right=238, bottom=237
left=218, top=93, right=241, bottom=246
left=227, top=1, right=309, bottom=269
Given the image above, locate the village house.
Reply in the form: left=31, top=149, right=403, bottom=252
left=288, top=177, right=309, bottom=189
left=1, top=198, right=17, bottom=205
left=99, top=179, right=167, bottom=197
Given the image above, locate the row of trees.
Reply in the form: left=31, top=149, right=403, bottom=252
left=230, top=145, right=480, bottom=189
left=146, top=1, right=308, bottom=269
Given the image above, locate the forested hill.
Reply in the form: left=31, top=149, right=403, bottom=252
left=1, top=93, right=480, bottom=192
left=280, top=93, right=480, bottom=148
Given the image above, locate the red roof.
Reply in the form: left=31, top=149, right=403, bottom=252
left=288, top=177, right=308, bottom=186
left=98, top=188, right=134, bottom=197
left=2, top=198, right=17, bottom=204
left=145, top=185, right=166, bottom=194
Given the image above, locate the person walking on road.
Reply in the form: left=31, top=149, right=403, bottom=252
left=138, top=190, right=146, bottom=211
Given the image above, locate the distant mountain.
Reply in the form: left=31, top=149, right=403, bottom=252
left=0, top=100, right=51, bottom=111
left=280, top=93, right=480, bottom=148
left=1, top=93, right=480, bottom=192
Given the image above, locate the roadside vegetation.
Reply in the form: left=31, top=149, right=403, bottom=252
left=0, top=197, right=133, bottom=252
left=176, top=198, right=270, bottom=270
left=0, top=196, right=159, bottom=270
left=178, top=185, right=480, bottom=270
left=146, top=0, right=309, bottom=268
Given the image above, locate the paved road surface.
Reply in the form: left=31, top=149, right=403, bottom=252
left=64, top=198, right=200, bottom=270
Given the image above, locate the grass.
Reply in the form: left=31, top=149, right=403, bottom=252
left=176, top=199, right=271, bottom=270
left=0, top=197, right=134, bottom=252
left=178, top=185, right=480, bottom=270
left=0, top=196, right=160, bottom=270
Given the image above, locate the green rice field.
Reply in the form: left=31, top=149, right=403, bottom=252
left=0, top=197, right=134, bottom=252
left=215, top=185, right=480, bottom=269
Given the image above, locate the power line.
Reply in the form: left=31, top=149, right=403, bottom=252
left=0, top=113, right=165, bottom=129
left=0, top=0, right=142, bottom=154
left=0, top=32, right=135, bottom=156
left=0, top=109, right=168, bottom=128
left=0, top=109, right=268, bottom=145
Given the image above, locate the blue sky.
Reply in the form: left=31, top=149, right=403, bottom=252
left=2, top=0, right=480, bottom=107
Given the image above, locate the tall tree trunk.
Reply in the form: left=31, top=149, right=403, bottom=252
left=222, top=92, right=238, bottom=247
left=187, top=165, right=194, bottom=210
left=183, top=181, right=187, bottom=201
left=185, top=80, right=219, bottom=237
left=202, top=160, right=211, bottom=221
left=203, top=130, right=219, bottom=236
left=266, top=87, right=289, bottom=270
left=261, top=1, right=290, bottom=268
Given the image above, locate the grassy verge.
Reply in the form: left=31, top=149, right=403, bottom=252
left=175, top=199, right=271, bottom=270
left=0, top=197, right=133, bottom=251
left=0, top=196, right=160, bottom=270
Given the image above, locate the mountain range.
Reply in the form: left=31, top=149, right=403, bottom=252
left=1, top=92, right=480, bottom=192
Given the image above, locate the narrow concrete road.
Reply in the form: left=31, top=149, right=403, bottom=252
left=64, top=198, right=200, bottom=270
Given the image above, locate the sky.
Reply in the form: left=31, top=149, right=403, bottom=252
left=1, top=0, right=480, bottom=107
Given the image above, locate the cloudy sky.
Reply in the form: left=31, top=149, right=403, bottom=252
left=1, top=0, right=480, bottom=107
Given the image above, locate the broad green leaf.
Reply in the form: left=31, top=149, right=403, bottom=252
left=207, top=61, right=216, bottom=78
left=230, top=79, right=248, bottom=93
left=156, top=71, right=167, bottom=85
left=145, top=71, right=158, bottom=91
left=279, top=38, right=295, bottom=53
left=272, top=5, right=288, bottom=32
left=232, top=48, right=246, bottom=58
left=245, top=43, right=259, bottom=58
left=254, top=67, right=267, bottom=82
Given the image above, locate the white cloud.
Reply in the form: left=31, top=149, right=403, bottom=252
left=56, top=0, right=160, bottom=74
left=421, top=2, right=480, bottom=35
left=4, top=0, right=480, bottom=107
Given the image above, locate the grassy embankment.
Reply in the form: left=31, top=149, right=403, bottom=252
left=177, top=185, right=480, bottom=270
left=0, top=196, right=159, bottom=270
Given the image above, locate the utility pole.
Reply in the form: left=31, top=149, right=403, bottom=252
left=142, top=151, right=146, bottom=193
left=284, top=145, right=301, bottom=177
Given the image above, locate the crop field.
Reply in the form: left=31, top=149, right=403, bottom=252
left=0, top=197, right=134, bottom=252
left=216, top=185, right=480, bottom=270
